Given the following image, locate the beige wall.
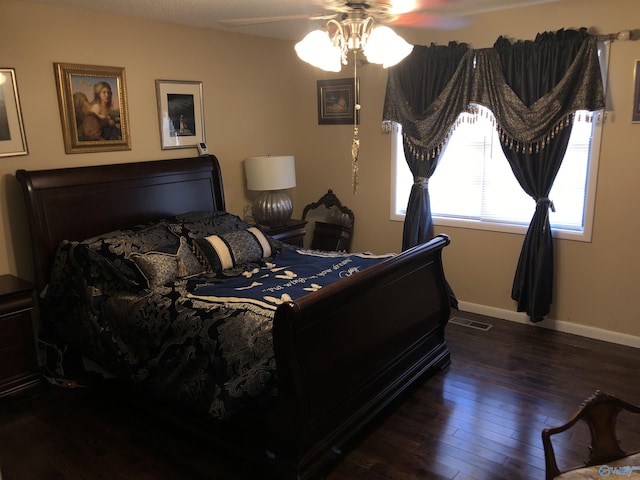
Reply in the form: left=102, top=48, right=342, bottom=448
left=292, top=0, right=640, bottom=339
left=0, top=0, right=298, bottom=277
left=2, top=0, right=639, bottom=340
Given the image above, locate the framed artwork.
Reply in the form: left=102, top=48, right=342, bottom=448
left=633, top=59, right=640, bottom=122
left=317, top=78, right=359, bottom=125
left=0, top=68, right=28, bottom=157
left=155, top=80, right=205, bottom=150
left=53, top=63, right=131, bottom=154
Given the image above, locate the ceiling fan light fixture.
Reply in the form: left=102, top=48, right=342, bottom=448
left=295, top=30, right=343, bottom=72
left=293, top=4, right=415, bottom=192
left=363, top=25, right=414, bottom=67
left=295, top=15, right=412, bottom=72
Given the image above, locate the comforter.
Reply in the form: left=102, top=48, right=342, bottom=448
left=42, top=213, right=391, bottom=420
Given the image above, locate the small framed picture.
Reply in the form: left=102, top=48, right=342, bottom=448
left=53, top=63, right=131, bottom=154
left=0, top=68, right=28, bottom=157
left=317, top=78, right=359, bottom=125
left=633, top=59, right=640, bottom=122
left=156, top=80, right=205, bottom=150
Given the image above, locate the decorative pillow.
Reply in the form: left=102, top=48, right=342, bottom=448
left=167, top=211, right=250, bottom=240
left=175, top=236, right=205, bottom=277
left=79, top=222, right=182, bottom=286
left=131, top=237, right=204, bottom=289
left=79, top=246, right=141, bottom=289
left=193, top=226, right=273, bottom=273
left=131, top=251, right=180, bottom=288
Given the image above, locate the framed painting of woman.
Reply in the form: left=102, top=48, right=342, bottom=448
left=54, top=63, right=131, bottom=154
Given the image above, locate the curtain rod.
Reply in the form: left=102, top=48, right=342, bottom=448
left=596, top=30, right=633, bottom=42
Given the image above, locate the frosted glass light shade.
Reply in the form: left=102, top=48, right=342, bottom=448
left=363, top=26, right=414, bottom=68
left=245, top=155, right=296, bottom=191
left=295, top=23, right=412, bottom=72
left=295, top=30, right=342, bottom=72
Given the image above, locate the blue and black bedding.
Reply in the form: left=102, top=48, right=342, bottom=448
left=43, top=211, right=392, bottom=420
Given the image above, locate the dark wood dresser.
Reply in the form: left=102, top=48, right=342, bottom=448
left=0, top=274, right=41, bottom=397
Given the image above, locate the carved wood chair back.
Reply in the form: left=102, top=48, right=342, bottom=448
left=301, top=189, right=354, bottom=252
left=542, top=390, right=640, bottom=479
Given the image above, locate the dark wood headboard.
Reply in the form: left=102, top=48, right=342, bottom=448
left=16, top=155, right=225, bottom=293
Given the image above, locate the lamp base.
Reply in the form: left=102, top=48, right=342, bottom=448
left=253, top=190, right=293, bottom=227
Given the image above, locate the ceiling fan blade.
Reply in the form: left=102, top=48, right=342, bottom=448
left=403, top=0, right=561, bottom=17
left=218, top=13, right=334, bottom=27
left=382, top=0, right=560, bottom=29
left=387, top=12, right=471, bottom=29
left=218, top=0, right=562, bottom=31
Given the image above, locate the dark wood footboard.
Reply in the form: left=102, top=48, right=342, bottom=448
left=269, top=234, right=452, bottom=479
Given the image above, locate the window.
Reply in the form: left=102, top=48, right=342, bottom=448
left=390, top=43, right=608, bottom=242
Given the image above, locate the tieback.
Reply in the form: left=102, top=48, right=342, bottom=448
left=414, top=176, right=429, bottom=187
left=536, top=197, right=556, bottom=212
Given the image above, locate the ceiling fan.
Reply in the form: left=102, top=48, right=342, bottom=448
left=217, top=0, right=561, bottom=31
left=217, top=0, right=467, bottom=72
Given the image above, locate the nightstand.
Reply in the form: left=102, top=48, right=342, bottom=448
left=262, top=219, right=307, bottom=247
left=0, top=274, right=41, bottom=397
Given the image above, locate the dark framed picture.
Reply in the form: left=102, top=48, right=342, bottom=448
left=54, top=63, right=131, bottom=154
left=0, top=68, right=28, bottom=157
left=317, top=78, right=359, bottom=125
left=633, top=59, right=640, bottom=123
left=156, top=80, right=205, bottom=150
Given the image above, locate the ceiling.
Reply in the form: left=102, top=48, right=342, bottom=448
left=20, top=0, right=562, bottom=41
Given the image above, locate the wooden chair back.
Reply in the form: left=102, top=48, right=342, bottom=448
left=301, top=189, right=354, bottom=252
left=542, top=390, right=640, bottom=479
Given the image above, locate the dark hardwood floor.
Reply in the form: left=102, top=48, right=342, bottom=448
left=1, top=311, right=639, bottom=480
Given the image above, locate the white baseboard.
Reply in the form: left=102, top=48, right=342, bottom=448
left=457, top=301, right=640, bottom=349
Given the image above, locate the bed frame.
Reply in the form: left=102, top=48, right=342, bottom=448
left=16, top=155, right=452, bottom=479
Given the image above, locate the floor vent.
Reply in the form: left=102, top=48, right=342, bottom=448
left=449, top=316, right=493, bottom=331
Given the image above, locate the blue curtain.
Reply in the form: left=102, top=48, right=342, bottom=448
left=472, top=29, right=605, bottom=321
left=383, top=42, right=473, bottom=251
left=383, top=29, right=606, bottom=322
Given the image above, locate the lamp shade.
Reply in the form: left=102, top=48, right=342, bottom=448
left=245, top=155, right=296, bottom=191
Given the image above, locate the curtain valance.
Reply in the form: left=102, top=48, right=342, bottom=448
left=382, top=42, right=474, bottom=162
left=382, top=29, right=606, bottom=154
left=471, top=29, right=605, bottom=154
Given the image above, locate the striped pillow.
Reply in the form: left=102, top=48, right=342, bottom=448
left=193, top=226, right=273, bottom=273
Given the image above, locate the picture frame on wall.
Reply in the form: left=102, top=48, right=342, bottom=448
left=0, top=68, right=28, bottom=157
left=317, top=77, right=359, bottom=125
left=633, top=59, right=640, bottom=123
left=53, top=63, right=131, bottom=154
left=155, top=80, right=205, bottom=150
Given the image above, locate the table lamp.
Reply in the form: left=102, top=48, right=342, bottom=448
left=244, top=155, right=296, bottom=227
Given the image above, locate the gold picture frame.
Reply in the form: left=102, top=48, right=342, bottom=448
left=54, top=63, right=131, bottom=154
left=155, top=80, right=205, bottom=150
left=0, top=68, right=28, bottom=157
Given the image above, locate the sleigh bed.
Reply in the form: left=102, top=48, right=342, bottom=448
left=16, top=154, right=452, bottom=479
